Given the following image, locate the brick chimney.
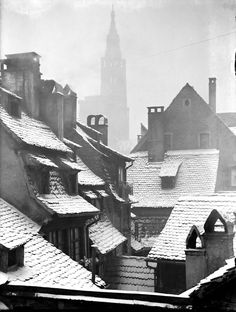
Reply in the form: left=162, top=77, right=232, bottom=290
left=209, top=78, right=216, bottom=113
left=2, top=52, right=41, bottom=118
left=185, top=210, right=234, bottom=290
left=40, top=80, right=64, bottom=140
left=63, top=84, right=77, bottom=135
left=87, top=114, right=108, bottom=145
left=147, top=106, right=164, bottom=162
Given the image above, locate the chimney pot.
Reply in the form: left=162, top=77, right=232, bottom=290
left=147, top=106, right=164, bottom=162
left=209, top=78, right=216, bottom=113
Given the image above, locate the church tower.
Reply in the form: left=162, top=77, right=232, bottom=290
left=101, top=7, right=126, bottom=103
left=79, top=8, right=130, bottom=152
left=100, top=7, right=129, bottom=144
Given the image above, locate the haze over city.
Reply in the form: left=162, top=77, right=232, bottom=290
left=1, top=0, right=236, bottom=140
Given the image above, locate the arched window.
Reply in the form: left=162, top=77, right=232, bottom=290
left=98, top=116, right=105, bottom=125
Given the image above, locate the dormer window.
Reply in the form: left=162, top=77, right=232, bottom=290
left=8, top=248, right=17, bottom=268
left=161, top=176, right=175, bottom=189
left=118, top=166, right=125, bottom=183
left=0, top=245, right=25, bottom=273
left=39, top=170, right=49, bottom=194
left=159, top=158, right=182, bottom=189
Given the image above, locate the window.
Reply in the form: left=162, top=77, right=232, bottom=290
left=39, top=171, right=49, bottom=194
left=231, top=168, right=236, bottom=186
left=199, top=133, right=210, bottom=148
left=164, top=133, right=173, bottom=151
left=47, top=227, right=85, bottom=262
left=118, top=166, right=124, bottom=183
left=69, top=174, right=77, bottom=195
left=8, top=99, right=20, bottom=117
left=183, top=99, right=191, bottom=107
left=8, top=249, right=17, bottom=267
left=161, top=177, right=175, bottom=189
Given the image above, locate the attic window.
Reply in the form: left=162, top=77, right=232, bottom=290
left=8, top=248, right=17, bottom=267
left=161, top=176, right=175, bottom=189
left=184, top=99, right=191, bottom=107
left=38, top=171, right=49, bottom=194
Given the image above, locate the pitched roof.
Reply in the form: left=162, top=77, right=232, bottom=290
left=128, top=149, right=219, bottom=208
left=76, top=122, right=132, bottom=162
left=89, top=214, right=127, bottom=254
left=0, top=106, right=71, bottom=153
left=22, top=152, right=59, bottom=169
left=217, top=112, right=236, bottom=127
left=76, top=156, right=105, bottom=186
left=37, top=194, right=99, bottom=216
left=0, top=198, right=105, bottom=289
left=147, top=193, right=236, bottom=261
left=104, top=256, right=155, bottom=292
left=188, top=258, right=236, bottom=298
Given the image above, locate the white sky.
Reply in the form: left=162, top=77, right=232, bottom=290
left=1, top=0, right=236, bottom=140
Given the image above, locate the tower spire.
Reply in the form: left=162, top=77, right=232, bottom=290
left=105, top=6, right=121, bottom=59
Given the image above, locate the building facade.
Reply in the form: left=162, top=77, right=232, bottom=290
left=128, top=79, right=236, bottom=254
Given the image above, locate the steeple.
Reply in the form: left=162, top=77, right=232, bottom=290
left=105, top=6, right=121, bottom=60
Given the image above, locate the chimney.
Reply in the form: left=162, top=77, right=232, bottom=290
left=147, top=106, right=164, bottom=162
left=209, top=78, right=216, bottom=113
left=63, top=84, right=77, bottom=135
left=87, top=114, right=108, bottom=145
left=2, top=52, right=41, bottom=118
left=40, top=80, right=64, bottom=139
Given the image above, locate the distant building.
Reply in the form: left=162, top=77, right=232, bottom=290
left=79, top=8, right=130, bottom=153
left=128, top=79, right=236, bottom=254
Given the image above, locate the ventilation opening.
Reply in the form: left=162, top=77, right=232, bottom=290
left=184, top=99, right=191, bottom=107
left=187, top=229, right=203, bottom=249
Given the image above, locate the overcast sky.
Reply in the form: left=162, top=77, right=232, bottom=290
left=1, top=0, right=236, bottom=140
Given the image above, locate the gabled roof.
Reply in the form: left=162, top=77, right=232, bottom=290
left=131, top=83, right=236, bottom=154
left=0, top=106, right=71, bottom=153
left=128, top=149, right=219, bottom=208
left=37, top=194, right=99, bottom=217
left=89, top=214, right=127, bottom=255
left=147, top=193, right=236, bottom=261
left=0, top=198, right=105, bottom=289
left=76, top=156, right=105, bottom=186
left=217, top=112, right=236, bottom=127
left=76, top=122, right=132, bottom=162
left=104, top=255, right=155, bottom=292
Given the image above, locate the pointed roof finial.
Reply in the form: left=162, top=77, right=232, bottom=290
left=111, top=4, right=115, bottom=23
